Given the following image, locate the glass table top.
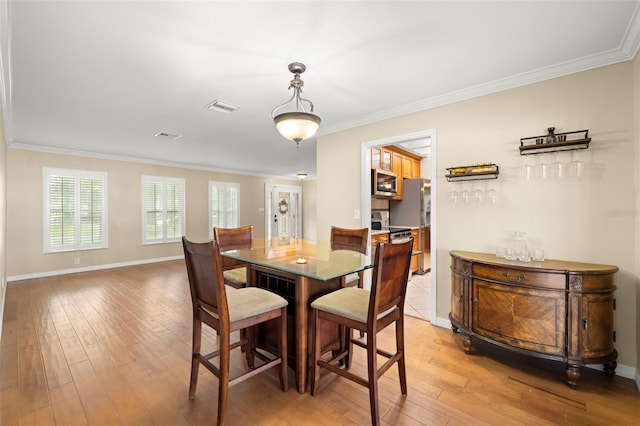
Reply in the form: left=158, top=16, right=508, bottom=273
left=220, top=238, right=371, bottom=282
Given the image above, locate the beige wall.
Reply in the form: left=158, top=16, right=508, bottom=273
left=0, top=103, right=6, bottom=334
left=634, top=53, right=640, bottom=384
left=302, top=178, right=317, bottom=241
left=317, top=62, right=638, bottom=371
left=6, top=149, right=296, bottom=278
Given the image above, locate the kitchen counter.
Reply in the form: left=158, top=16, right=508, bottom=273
left=371, top=229, right=389, bottom=236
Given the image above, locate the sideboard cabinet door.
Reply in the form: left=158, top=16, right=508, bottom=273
left=472, top=280, right=566, bottom=356
left=581, top=292, right=615, bottom=359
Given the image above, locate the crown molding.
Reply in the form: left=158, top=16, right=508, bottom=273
left=7, top=142, right=306, bottom=181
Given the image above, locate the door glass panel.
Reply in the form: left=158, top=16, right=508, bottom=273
left=276, top=191, right=291, bottom=244
left=265, top=184, right=302, bottom=243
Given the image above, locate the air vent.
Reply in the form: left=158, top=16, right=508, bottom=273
left=205, top=99, right=239, bottom=113
left=154, top=132, right=182, bottom=140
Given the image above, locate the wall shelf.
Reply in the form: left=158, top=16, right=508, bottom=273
left=445, top=163, right=499, bottom=182
left=520, top=129, right=590, bottom=155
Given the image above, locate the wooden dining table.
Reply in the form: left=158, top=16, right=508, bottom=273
left=220, top=237, right=371, bottom=393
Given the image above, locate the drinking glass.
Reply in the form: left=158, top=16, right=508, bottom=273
left=533, top=154, right=548, bottom=179
left=461, top=183, right=470, bottom=204
left=532, top=248, right=545, bottom=262
left=473, top=184, right=483, bottom=204
left=549, top=153, right=566, bottom=179
left=450, top=188, right=459, bottom=203
left=522, top=156, right=534, bottom=180
left=568, top=151, right=584, bottom=178
left=487, top=187, right=497, bottom=204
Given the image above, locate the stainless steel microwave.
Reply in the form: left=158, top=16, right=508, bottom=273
left=371, top=169, right=397, bottom=197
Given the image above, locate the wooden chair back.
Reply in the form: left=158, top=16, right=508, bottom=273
left=330, top=226, right=369, bottom=254
left=368, top=238, right=413, bottom=327
left=182, top=236, right=228, bottom=324
left=330, top=226, right=368, bottom=254
left=214, top=225, right=254, bottom=251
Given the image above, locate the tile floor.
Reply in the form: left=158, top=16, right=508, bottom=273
left=405, top=271, right=431, bottom=321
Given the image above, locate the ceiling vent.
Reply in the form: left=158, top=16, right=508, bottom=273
left=205, top=99, right=240, bottom=113
left=154, top=132, right=182, bottom=140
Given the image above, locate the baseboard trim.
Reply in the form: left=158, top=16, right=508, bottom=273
left=433, top=316, right=637, bottom=382
left=7, top=256, right=183, bottom=283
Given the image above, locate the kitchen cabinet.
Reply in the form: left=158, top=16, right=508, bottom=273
left=449, top=250, right=618, bottom=387
left=402, top=155, right=421, bottom=179
left=370, top=232, right=389, bottom=245
left=372, top=148, right=392, bottom=171
left=410, top=229, right=419, bottom=272
left=392, top=153, right=403, bottom=200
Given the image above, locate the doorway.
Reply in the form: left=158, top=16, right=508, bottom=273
left=361, top=129, right=437, bottom=324
left=265, top=184, right=302, bottom=243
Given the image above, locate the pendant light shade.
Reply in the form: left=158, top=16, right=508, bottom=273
left=271, top=62, right=321, bottom=147
left=274, top=112, right=321, bottom=143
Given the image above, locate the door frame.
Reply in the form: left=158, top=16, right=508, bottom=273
left=360, top=129, right=438, bottom=324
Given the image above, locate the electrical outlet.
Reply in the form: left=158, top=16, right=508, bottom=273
left=74, top=258, right=80, bottom=265
left=353, top=209, right=361, bottom=220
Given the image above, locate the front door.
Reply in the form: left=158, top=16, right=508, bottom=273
left=265, top=184, right=302, bottom=243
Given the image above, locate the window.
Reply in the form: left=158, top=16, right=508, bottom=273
left=142, top=176, right=185, bottom=244
left=209, top=181, right=240, bottom=238
left=43, top=168, right=108, bottom=253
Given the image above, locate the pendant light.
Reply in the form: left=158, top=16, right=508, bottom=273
left=270, top=62, right=321, bottom=147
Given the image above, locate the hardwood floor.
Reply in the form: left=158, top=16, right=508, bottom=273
left=1, top=260, right=638, bottom=425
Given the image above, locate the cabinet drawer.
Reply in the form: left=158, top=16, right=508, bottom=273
left=473, top=263, right=565, bottom=290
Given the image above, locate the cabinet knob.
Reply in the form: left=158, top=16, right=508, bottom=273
left=473, top=298, right=478, bottom=304
left=502, top=271, right=525, bottom=283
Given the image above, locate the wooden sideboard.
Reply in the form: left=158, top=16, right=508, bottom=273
left=449, top=250, right=618, bottom=387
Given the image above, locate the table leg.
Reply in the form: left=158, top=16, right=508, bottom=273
left=295, top=275, right=309, bottom=393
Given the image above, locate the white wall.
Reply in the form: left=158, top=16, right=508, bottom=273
left=317, top=61, right=638, bottom=372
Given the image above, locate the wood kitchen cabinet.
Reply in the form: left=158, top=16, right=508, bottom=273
left=370, top=232, right=389, bottom=245
left=371, top=147, right=392, bottom=171
left=402, top=155, right=421, bottom=179
left=392, top=153, right=403, bottom=200
left=410, top=229, right=419, bottom=272
left=449, top=250, right=618, bottom=387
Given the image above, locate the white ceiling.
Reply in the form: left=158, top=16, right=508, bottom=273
left=1, top=1, right=639, bottom=179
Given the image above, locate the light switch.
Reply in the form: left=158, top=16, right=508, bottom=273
left=353, top=209, right=360, bottom=220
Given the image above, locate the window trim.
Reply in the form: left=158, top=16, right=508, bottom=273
left=141, top=175, right=186, bottom=245
left=208, top=181, right=240, bottom=239
left=43, top=167, right=108, bottom=253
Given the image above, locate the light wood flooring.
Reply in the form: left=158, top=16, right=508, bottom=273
left=1, top=260, right=638, bottom=425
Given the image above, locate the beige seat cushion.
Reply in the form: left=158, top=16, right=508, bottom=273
left=311, top=287, right=370, bottom=323
left=226, top=287, right=287, bottom=323
left=223, top=267, right=247, bottom=285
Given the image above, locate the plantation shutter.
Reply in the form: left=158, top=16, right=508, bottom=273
left=44, top=168, right=108, bottom=253
left=142, top=176, right=185, bottom=244
left=209, top=181, right=240, bottom=237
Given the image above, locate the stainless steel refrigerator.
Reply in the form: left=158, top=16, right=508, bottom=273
left=389, top=178, right=431, bottom=274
